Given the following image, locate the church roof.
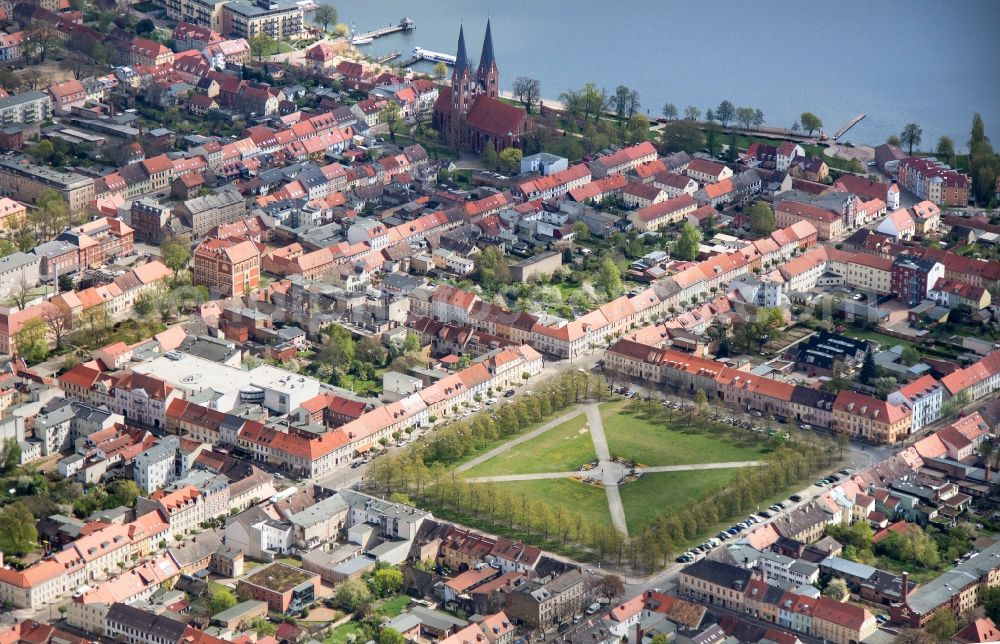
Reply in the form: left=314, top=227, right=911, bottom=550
left=478, top=19, right=495, bottom=74
left=454, top=25, right=469, bottom=78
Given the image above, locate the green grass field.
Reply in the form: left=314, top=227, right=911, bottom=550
left=492, top=478, right=613, bottom=529
left=618, top=469, right=744, bottom=533
left=464, top=413, right=594, bottom=477
left=600, top=400, right=774, bottom=466
left=843, top=329, right=917, bottom=351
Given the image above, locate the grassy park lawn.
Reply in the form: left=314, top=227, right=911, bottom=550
left=493, top=478, right=613, bottom=530
left=464, top=413, right=595, bottom=477
left=618, top=469, right=744, bottom=533
left=601, top=401, right=774, bottom=466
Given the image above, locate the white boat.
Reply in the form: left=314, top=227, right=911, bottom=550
left=296, top=0, right=317, bottom=10
left=351, top=36, right=373, bottom=45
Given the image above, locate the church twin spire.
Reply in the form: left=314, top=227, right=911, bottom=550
left=453, top=20, right=499, bottom=99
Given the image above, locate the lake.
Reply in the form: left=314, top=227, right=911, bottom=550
left=330, top=0, right=1000, bottom=152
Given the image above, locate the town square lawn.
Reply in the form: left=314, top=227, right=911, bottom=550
left=601, top=400, right=774, bottom=467
left=618, top=469, right=745, bottom=533
left=492, top=478, right=613, bottom=530
left=464, top=412, right=596, bottom=477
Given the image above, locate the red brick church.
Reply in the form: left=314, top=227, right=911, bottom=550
left=433, top=21, right=529, bottom=153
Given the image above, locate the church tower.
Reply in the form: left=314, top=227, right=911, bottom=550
left=451, top=25, right=475, bottom=116
left=476, top=19, right=499, bottom=99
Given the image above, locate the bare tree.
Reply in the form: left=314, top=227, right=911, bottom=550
left=43, top=307, right=72, bottom=351
left=596, top=573, right=625, bottom=604
left=7, top=275, right=33, bottom=310
left=512, top=77, right=541, bottom=114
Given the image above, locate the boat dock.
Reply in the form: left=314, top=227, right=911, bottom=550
left=374, top=51, right=401, bottom=64
left=399, top=47, right=456, bottom=67
left=831, top=113, right=865, bottom=141
left=352, top=17, right=414, bottom=42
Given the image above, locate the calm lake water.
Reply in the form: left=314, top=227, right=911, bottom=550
left=331, top=0, right=1000, bottom=152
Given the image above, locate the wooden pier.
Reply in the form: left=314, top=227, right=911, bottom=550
left=374, top=51, right=401, bottom=64
left=831, top=113, right=865, bottom=141
left=352, top=17, right=414, bottom=41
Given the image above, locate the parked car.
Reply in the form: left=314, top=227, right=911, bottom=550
left=759, top=510, right=772, bottom=518
left=789, top=494, right=802, bottom=502
left=504, top=389, right=515, bottom=397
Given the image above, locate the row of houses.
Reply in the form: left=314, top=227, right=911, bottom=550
left=152, top=344, right=542, bottom=478
left=605, top=339, right=928, bottom=444
left=410, top=221, right=818, bottom=361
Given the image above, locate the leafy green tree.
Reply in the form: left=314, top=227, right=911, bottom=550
left=704, top=121, right=722, bottom=157
left=748, top=201, right=776, bottom=237
left=106, top=480, right=142, bottom=508
left=924, top=608, right=957, bottom=641
left=433, top=61, right=448, bottom=79
left=402, top=333, right=421, bottom=354
left=0, top=502, right=38, bottom=555
left=161, top=238, right=190, bottom=273
left=694, top=389, right=709, bottom=416
left=380, top=101, right=402, bottom=143
left=333, top=578, right=372, bottom=611
left=971, top=112, right=987, bottom=147
left=859, top=350, right=878, bottom=385
left=684, top=106, right=701, bottom=121
left=800, top=112, right=823, bottom=136
left=900, top=123, right=923, bottom=155
left=887, top=134, right=902, bottom=147
left=715, top=100, right=735, bottom=127
left=32, top=188, right=69, bottom=237
left=15, top=317, right=48, bottom=364
left=480, top=145, right=497, bottom=169
left=901, top=346, right=922, bottom=366
left=573, top=220, right=590, bottom=241
left=823, top=577, right=849, bottom=601
left=135, top=18, right=156, bottom=35
left=0, top=438, right=21, bottom=474
left=498, top=147, right=523, bottom=174
left=673, top=222, right=702, bottom=261
left=249, top=33, right=276, bottom=62
left=210, top=588, right=238, bottom=614
left=134, top=292, right=154, bottom=318
left=981, top=586, right=1000, bottom=622
left=312, top=4, right=337, bottom=31
left=28, top=139, right=55, bottom=164
left=597, top=257, right=623, bottom=299
left=247, top=617, right=277, bottom=636
left=936, top=136, right=955, bottom=162
left=660, top=120, right=704, bottom=154
left=661, top=103, right=677, bottom=121
left=319, top=324, right=356, bottom=366
left=474, top=246, right=510, bottom=292
left=370, top=567, right=403, bottom=596
left=735, top=106, right=755, bottom=130
left=379, top=628, right=404, bottom=644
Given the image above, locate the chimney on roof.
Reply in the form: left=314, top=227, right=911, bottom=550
left=902, top=571, right=909, bottom=605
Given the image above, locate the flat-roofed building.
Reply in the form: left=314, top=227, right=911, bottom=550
left=222, top=0, right=303, bottom=39
left=0, top=157, right=95, bottom=216
left=0, top=90, right=52, bottom=125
